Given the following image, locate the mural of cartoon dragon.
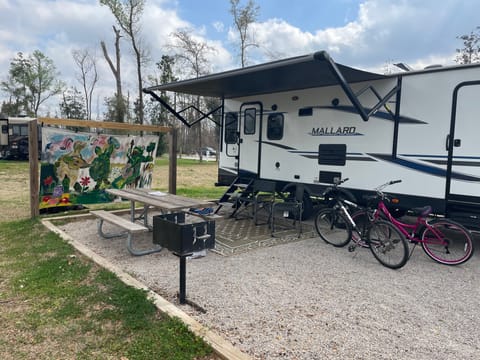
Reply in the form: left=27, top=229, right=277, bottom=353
left=112, top=140, right=156, bottom=188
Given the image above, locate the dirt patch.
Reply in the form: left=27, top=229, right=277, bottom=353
left=0, top=164, right=31, bottom=223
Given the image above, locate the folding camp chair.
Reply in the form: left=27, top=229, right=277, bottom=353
left=234, top=179, right=276, bottom=225
left=271, top=183, right=304, bottom=237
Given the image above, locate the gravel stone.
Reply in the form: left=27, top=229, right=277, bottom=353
left=59, top=217, right=480, bottom=360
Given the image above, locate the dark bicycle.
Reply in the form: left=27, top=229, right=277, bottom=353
left=314, top=178, right=409, bottom=269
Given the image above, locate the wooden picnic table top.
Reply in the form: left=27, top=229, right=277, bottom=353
left=106, top=188, right=214, bottom=212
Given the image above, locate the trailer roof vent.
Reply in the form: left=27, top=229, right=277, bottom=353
left=424, top=64, right=442, bottom=70
left=394, top=62, right=413, bottom=72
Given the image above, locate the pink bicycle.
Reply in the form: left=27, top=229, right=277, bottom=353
left=350, top=180, right=474, bottom=266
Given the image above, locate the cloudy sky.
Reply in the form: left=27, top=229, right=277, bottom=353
left=1, top=0, right=479, bottom=117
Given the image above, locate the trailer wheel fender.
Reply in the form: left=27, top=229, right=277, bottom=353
left=323, top=187, right=357, bottom=209
left=279, top=183, right=314, bottom=220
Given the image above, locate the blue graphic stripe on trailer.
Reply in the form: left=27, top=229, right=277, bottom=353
left=262, top=141, right=295, bottom=150
left=299, top=154, right=376, bottom=161
left=399, top=154, right=480, bottom=166
left=424, top=160, right=480, bottom=167
left=400, top=154, right=480, bottom=159
left=262, top=143, right=378, bottom=161
left=370, top=153, right=480, bottom=181
left=317, top=106, right=427, bottom=124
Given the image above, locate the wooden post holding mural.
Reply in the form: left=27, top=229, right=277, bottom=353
left=28, top=119, right=39, bottom=218
left=168, top=128, right=178, bottom=194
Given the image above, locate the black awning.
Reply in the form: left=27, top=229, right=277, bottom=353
left=144, top=51, right=386, bottom=99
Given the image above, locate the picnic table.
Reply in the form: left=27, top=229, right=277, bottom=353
left=107, top=188, right=214, bottom=224
left=91, top=188, right=215, bottom=256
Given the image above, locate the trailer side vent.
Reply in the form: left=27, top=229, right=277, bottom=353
left=319, top=171, right=342, bottom=184
left=318, top=144, right=346, bottom=166
left=298, top=107, right=313, bottom=117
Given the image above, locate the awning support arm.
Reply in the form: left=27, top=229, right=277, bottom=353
left=356, top=84, right=400, bottom=119
left=143, top=89, right=221, bottom=127
left=177, top=105, right=222, bottom=127
left=314, top=51, right=399, bottom=122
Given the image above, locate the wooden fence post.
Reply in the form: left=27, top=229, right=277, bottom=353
left=168, top=128, right=177, bottom=194
left=28, top=119, right=39, bottom=218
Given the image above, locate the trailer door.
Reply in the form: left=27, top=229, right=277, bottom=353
left=446, top=82, right=480, bottom=204
left=238, top=102, right=262, bottom=177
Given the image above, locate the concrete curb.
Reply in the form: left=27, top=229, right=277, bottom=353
left=41, top=217, right=251, bottom=360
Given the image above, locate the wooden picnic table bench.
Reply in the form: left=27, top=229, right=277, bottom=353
left=90, top=210, right=161, bottom=256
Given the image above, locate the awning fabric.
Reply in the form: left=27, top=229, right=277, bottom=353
left=144, top=51, right=386, bottom=99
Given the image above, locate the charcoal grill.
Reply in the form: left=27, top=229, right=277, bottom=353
left=153, top=212, right=215, bottom=304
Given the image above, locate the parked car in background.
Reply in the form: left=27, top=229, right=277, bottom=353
left=198, top=147, right=216, bottom=156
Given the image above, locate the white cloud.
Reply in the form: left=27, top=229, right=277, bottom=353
left=0, top=0, right=234, bottom=116
left=246, top=0, right=480, bottom=71
left=213, top=21, right=225, bottom=33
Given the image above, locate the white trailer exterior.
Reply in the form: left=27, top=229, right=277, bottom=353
left=144, top=51, right=480, bottom=227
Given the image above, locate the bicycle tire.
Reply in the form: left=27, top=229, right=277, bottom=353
left=350, top=210, right=370, bottom=248
left=421, top=219, right=474, bottom=265
left=314, top=208, right=352, bottom=247
left=367, top=220, right=409, bottom=269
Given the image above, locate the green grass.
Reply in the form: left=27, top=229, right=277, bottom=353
left=0, top=159, right=27, bottom=169
left=0, top=219, right=215, bottom=359
left=0, top=157, right=223, bottom=358
left=176, top=186, right=224, bottom=199
left=154, top=157, right=224, bottom=199
left=154, top=157, right=217, bottom=167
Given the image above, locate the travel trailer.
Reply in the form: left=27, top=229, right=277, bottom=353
left=0, top=117, right=41, bottom=160
left=144, top=51, right=480, bottom=228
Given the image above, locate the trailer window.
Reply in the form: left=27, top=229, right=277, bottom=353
left=11, top=125, right=28, bottom=136
left=267, top=113, right=284, bottom=140
left=225, top=112, right=238, bottom=144
left=318, top=144, right=346, bottom=166
left=244, top=108, right=256, bottom=135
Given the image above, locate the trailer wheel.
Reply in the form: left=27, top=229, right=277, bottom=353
left=302, top=192, right=314, bottom=220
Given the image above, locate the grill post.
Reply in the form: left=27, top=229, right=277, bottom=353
left=179, top=255, right=188, bottom=304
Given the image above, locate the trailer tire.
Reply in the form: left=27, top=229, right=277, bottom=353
left=302, top=192, right=313, bottom=220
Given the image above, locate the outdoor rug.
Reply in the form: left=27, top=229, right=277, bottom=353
left=212, top=209, right=316, bottom=256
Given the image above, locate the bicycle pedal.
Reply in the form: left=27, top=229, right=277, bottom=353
left=348, top=245, right=356, bottom=252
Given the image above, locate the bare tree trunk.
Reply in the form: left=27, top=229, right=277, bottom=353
left=100, top=26, right=125, bottom=122
left=72, top=49, right=98, bottom=120
left=100, top=0, right=146, bottom=124
left=132, top=36, right=144, bottom=124
left=230, top=0, right=260, bottom=67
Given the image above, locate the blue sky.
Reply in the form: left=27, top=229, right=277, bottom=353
left=177, top=0, right=362, bottom=36
left=1, top=0, right=479, bottom=117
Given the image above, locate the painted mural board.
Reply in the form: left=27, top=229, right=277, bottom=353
left=40, top=127, right=159, bottom=211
